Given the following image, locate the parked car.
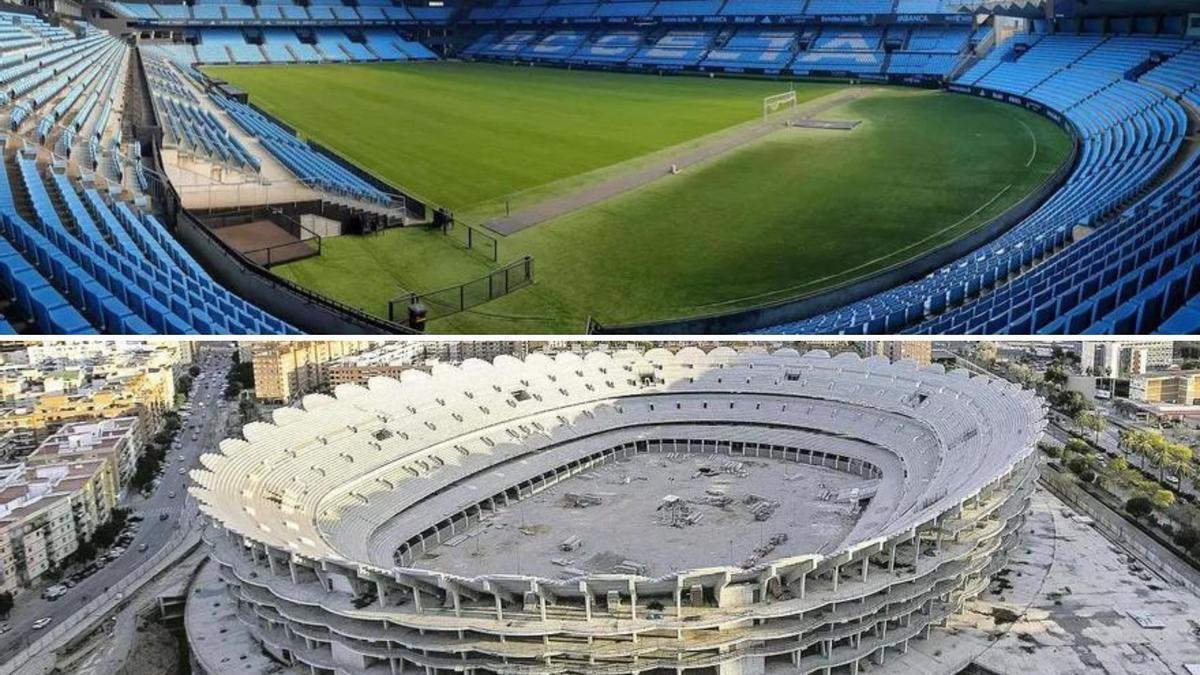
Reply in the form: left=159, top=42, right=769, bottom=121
left=32, top=618, right=52, bottom=630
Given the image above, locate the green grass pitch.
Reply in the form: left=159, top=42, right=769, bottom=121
left=205, top=62, right=1072, bottom=334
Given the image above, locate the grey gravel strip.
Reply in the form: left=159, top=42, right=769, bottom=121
left=485, top=87, right=872, bottom=235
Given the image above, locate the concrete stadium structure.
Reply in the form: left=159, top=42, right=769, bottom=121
left=189, top=348, right=1046, bottom=675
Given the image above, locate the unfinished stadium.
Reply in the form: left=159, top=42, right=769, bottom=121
left=188, top=347, right=1047, bottom=675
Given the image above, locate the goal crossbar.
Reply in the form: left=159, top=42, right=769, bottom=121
left=763, top=90, right=798, bottom=121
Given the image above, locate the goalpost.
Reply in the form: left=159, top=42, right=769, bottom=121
left=762, top=89, right=798, bottom=122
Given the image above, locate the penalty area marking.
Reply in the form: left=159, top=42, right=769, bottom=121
left=1017, top=117, right=1039, bottom=167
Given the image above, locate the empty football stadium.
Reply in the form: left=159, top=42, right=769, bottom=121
left=0, top=0, right=1196, bottom=334
left=189, top=347, right=1047, bottom=674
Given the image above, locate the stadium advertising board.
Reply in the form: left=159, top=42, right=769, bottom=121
left=956, top=85, right=1067, bottom=127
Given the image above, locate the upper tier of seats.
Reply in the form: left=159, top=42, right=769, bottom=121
left=465, top=23, right=980, bottom=77
left=110, top=0, right=967, bottom=27
left=157, top=27, right=436, bottom=65
left=761, top=31, right=1200, bottom=335
left=111, top=1, right=453, bottom=24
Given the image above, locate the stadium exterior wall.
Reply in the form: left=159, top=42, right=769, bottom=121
left=190, top=350, right=1046, bottom=674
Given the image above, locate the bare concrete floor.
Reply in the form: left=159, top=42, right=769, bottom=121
left=417, top=453, right=870, bottom=579
left=211, top=220, right=315, bottom=266
left=875, top=487, right=1200, bottom=675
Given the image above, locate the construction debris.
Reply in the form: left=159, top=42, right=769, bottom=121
left=562, top=492, right=604, bottom=508
left=740, top=533, right=790, bottom=569
left=560, top=535, right=583, bottom=551
left=694, top=460, right=748, bottom=479
left=656, top=495, right=704, bottom=527
left=744, top=494, right=780, bottom=521
left=613, top=560, right=648, bottom=575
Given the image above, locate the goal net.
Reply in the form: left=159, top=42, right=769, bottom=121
left=763, top=90, right=798, bottom=121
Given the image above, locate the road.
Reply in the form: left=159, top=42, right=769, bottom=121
left=952, top=350, right=1198, bottom=501
left=0, top=344, right=234, bottom=664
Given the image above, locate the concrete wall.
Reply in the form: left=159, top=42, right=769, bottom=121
left=1042, top=470, right=1200, bottom=593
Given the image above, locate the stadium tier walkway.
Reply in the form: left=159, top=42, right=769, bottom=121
left=484, top=86, right=873, bottom=235
left=149, top=54, right=325, bottom=209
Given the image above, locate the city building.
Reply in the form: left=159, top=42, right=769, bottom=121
left=325, top=342, right=429, bottom=388
left=251, top=341, right=374, bottom=402
left=866, top=340, right=933, bottom=366
left=1128, top=370, right=1200, bottom=405
left=0, top=342, right=183, bottom=455
left=26, top=418, right=143, bottom=492
left=1082, top=341, right=1175, bottom=377
left=0, top=458, right=119, bottom=593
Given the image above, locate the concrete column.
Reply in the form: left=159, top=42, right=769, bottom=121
left=889, top=543, right=897, bottom=574
left=494, top=592, right=504, bottom=620
left=861, top=557, right=868, bottom=582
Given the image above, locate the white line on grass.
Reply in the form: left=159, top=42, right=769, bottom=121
left=1018, top=117, right=1039, bottom=168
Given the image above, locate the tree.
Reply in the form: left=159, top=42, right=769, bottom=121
left=1126, top=496, right=1155, bottom=518
left=1164, top=442, right=1194, bottom=485
left=1075, top=411, right=1106, bottom=444
left=1067, top=456, right=1091, bottom=476
left=73, top=539, right=97, bottom=565
left=1064, top=438, right=1090, bottom=456
left=1118, top=428, right=1141, bottom=458
left=1007, top=363, right=1037, bottom=389
left=974, top=342, right=997, bottom=364
left=0, top=591, right=12, bottom=619
left=1151, top=489, right=1177, bottom=510
left=1043, top=365, right=1070, bottom=389
left=188, top=365, right=201, bottom=377
left=1175, top=526, right=1200, bottom=551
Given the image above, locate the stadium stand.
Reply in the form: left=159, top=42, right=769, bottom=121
left=207, top=91, right=395, bottom=205
left=461, top=21, right=984, bottom=79
left=0, top=15, right=299, bottom=333
left=763, top=30, right=1200, bottom=335
left=192, top=348, right=1046, bottom=674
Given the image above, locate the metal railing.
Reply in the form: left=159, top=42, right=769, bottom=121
left=388, top=255, right=534, bottom=322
